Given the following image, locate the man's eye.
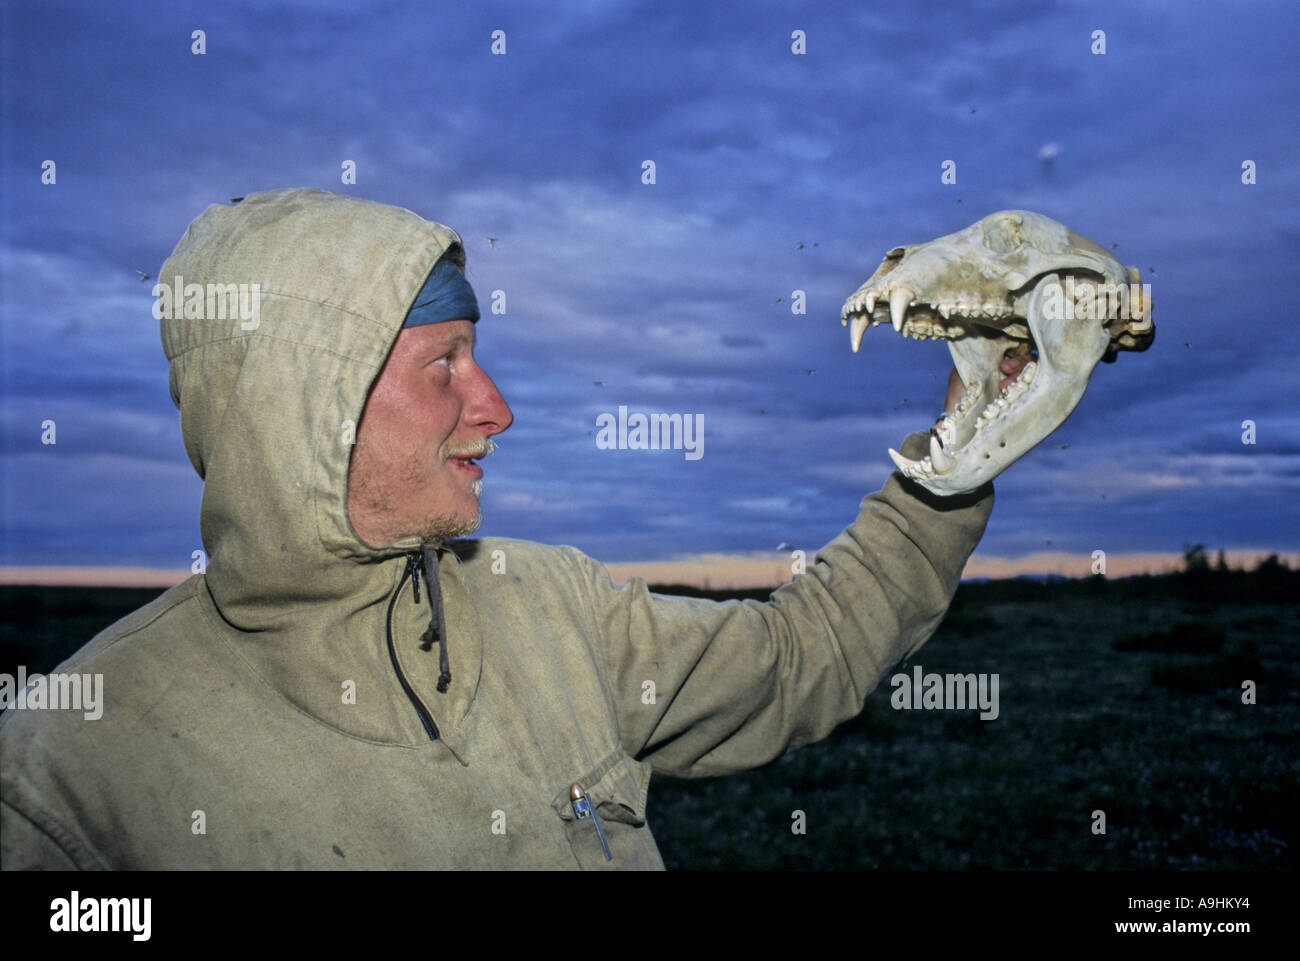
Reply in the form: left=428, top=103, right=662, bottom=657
left=433, top=355, right=451, bottom=368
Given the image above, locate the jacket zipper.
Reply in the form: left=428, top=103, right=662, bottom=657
left=386, top=553, right=441, bottom=741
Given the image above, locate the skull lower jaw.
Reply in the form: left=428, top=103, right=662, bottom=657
left=888, top=272, right=1111, bottom=494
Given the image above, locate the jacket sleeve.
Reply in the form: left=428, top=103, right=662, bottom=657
left=569, top=430, right=995, bottom=779
left=0, top=799, right=95, bottom=870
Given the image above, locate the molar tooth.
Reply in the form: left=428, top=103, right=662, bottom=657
left=937, top=417, right=956, bottom=446
left=850, top=314, right=870, bottom=353
left=1022, top=361, right=1037, bottom=383
left=865, top=291, right=878, bottom=315
left=938, top=303, right=952, bottom=320
left=890, top=288, right=912, bottom=333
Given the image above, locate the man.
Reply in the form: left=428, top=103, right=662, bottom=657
left=0, top=188, right=999, bottom=869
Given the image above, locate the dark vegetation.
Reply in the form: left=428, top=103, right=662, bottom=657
left=647, top=550, right=1298, bottom=869
left=2, top=550, right=1296, bottom=869
left=1, top=586, right=163, bottom=680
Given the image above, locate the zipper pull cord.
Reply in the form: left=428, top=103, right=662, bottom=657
left=417, top=542, right=452, bottom=693
left=409, top=553, right=422, bottom=605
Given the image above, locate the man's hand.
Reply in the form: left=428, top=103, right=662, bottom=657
left=942, top=353, right=1037, bottom=415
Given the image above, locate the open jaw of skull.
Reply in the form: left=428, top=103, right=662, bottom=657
left=841, top=210, right=1155, bottom=495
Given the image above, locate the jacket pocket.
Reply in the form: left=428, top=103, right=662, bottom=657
left=551, top=751, right=661, bottom=869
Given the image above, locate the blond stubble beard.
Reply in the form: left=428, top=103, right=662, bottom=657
left=347, top=439, right=484, bottom=544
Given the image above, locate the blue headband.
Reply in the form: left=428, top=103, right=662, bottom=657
left=404, top=256, right=480, bottom=326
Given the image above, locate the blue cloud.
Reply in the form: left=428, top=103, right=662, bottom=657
left=2, top=0, right=1297, bottom=568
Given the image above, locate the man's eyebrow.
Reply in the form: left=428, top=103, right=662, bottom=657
left=422, top=329, right=476, bottom=354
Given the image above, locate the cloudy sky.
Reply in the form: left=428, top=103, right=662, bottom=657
left=2, top=0, right=1297, bottom=583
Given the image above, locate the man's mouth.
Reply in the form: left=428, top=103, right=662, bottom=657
left=450, top=455, right=483, bottom=477
left=446, top=439, right=493, bottom=478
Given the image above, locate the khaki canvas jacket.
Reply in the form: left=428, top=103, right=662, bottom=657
left=0, top=189, right=993, bottom=869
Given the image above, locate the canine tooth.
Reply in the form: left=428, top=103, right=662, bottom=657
left=930, top=434, right=955, bottom=473
left=889, top=447, right=920, bottom=474
left=890, top=288, right=911, bottom=332
left=850, top=314, right=870, bottom=352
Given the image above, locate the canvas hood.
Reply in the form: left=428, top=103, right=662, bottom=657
left=158, top=188, right=472, bottom=745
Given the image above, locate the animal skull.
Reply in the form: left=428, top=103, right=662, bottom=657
left=841, top=210, right=1154, bottom=494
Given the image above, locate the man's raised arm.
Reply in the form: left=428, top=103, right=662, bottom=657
left=566, top=427, right=993, bottom=779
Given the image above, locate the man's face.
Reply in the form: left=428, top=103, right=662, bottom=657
left=347, top=320, right=512, bottom=546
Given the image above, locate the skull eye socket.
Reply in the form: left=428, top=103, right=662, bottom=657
left=879, top=246, right=907, bottom=267
left=873, top=246, right=908, bottom=279
left=981, top=218, right=1024, bottom=254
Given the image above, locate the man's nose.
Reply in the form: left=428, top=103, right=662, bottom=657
left=466, top=366, right=513, bottom=437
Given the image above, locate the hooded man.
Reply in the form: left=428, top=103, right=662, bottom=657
left=0, top=188, right=994, bottom=869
